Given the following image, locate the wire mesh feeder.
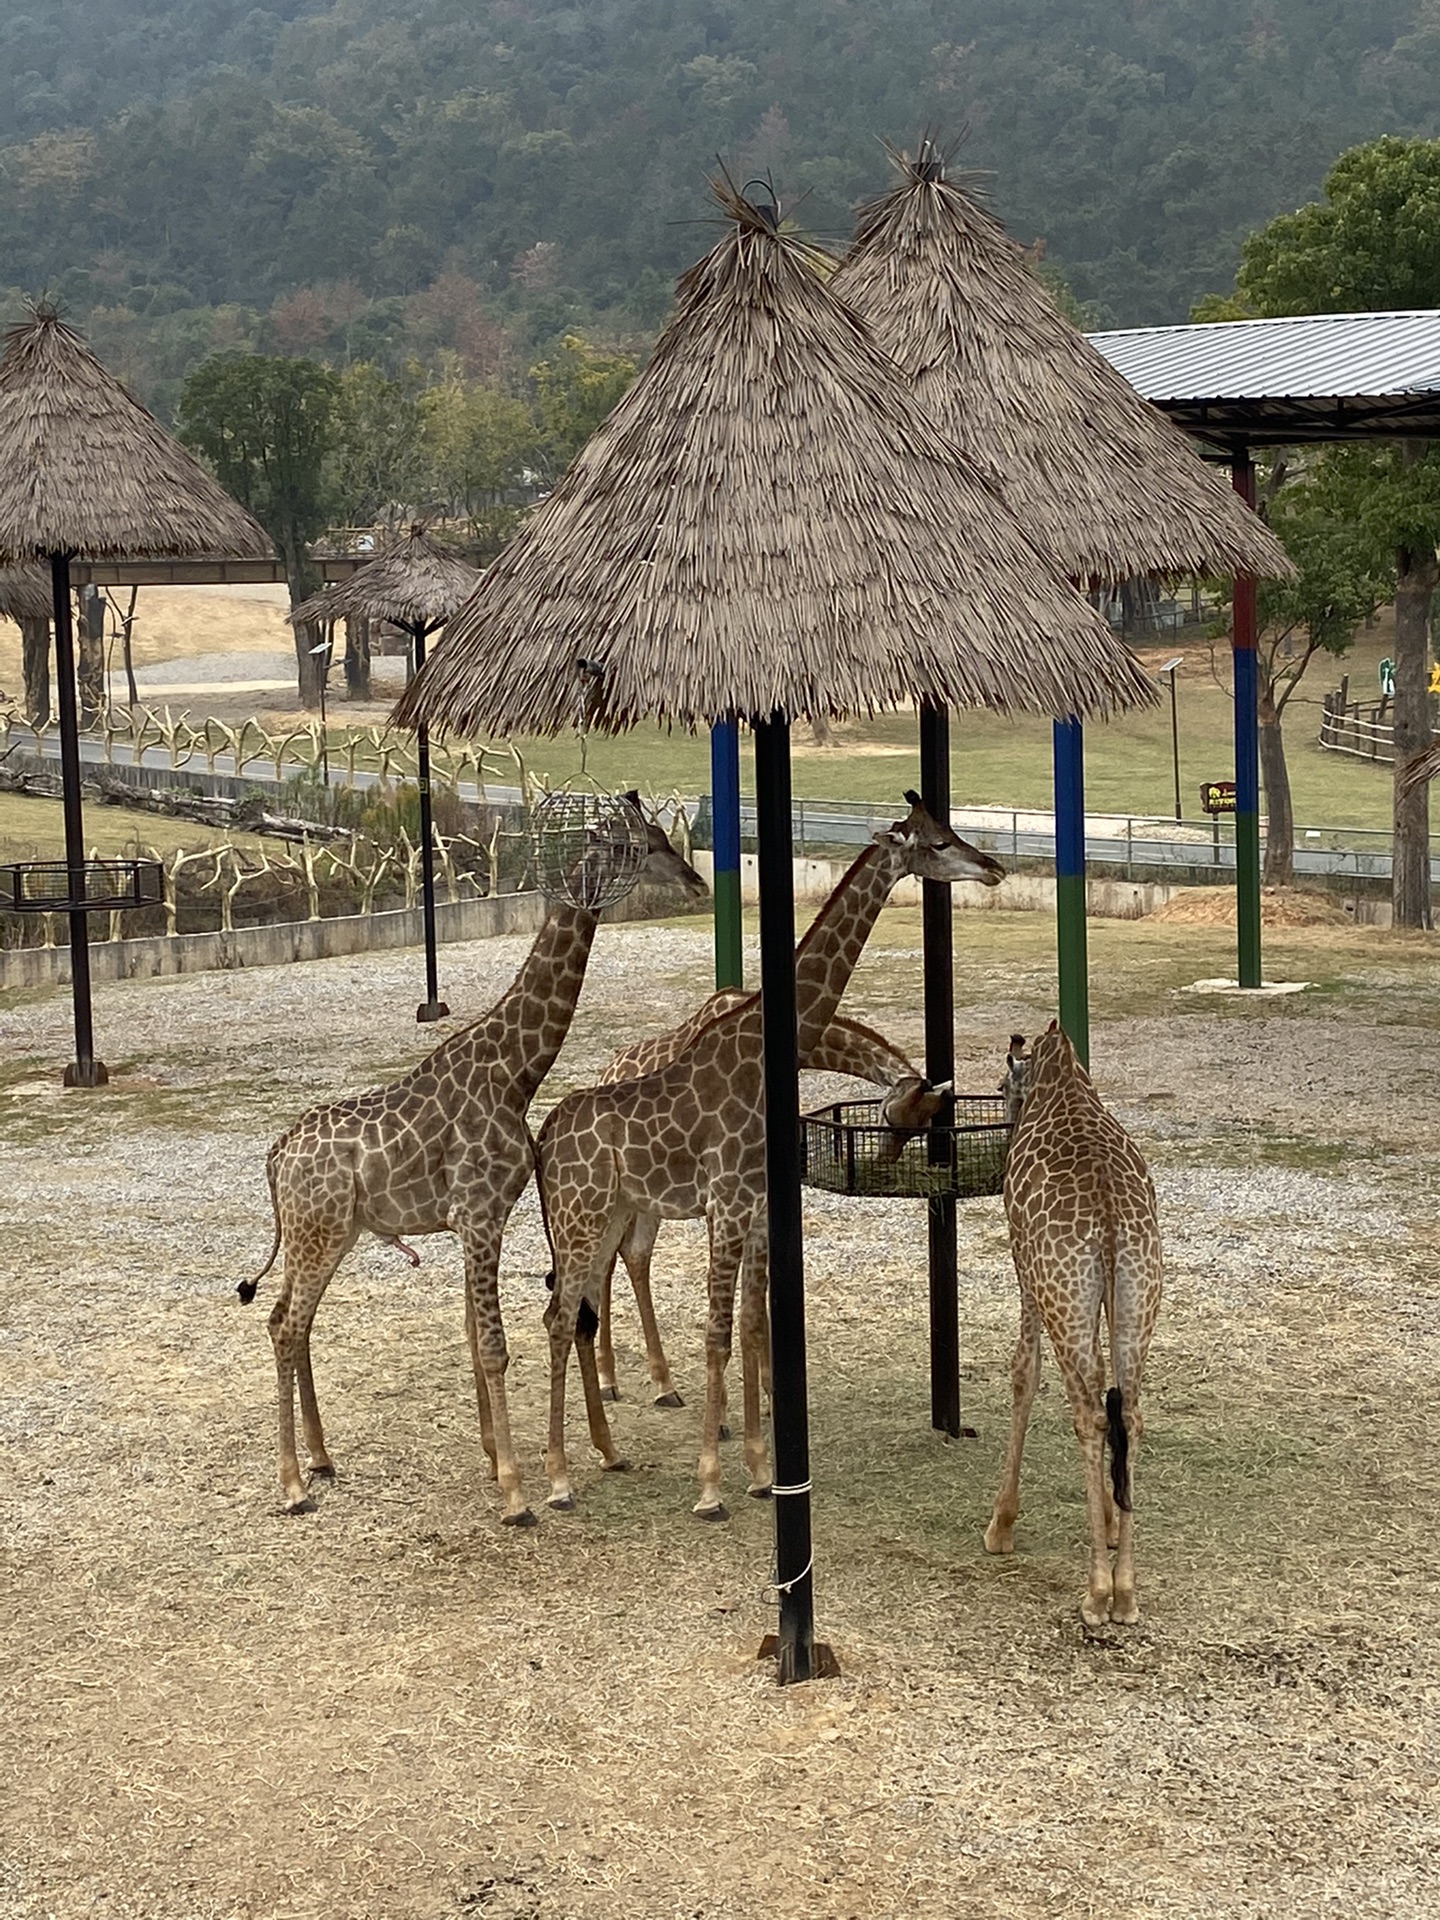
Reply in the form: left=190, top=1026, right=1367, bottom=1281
left=0, top=858, right=166, bottom=914
left=801, top=1094, right=1014, bottom=1201
left=529, top=789, right=651, bottom=911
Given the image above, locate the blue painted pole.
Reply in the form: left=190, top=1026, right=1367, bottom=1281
left=710, top=718, right=743, bottom=990
left=1053, top=715, right=1090, bottom=1067
left=1231, top=450, right=1262, bottom=989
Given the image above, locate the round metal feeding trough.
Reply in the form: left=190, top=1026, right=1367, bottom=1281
left=801, top=1094, right=1013, bottom=1201
left=530, top=789, right=650, bottom=912
left=0, top=857, right=165, bottom=914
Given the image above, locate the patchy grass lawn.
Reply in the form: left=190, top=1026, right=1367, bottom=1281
left=2, top=908, right=1439, bottom=1918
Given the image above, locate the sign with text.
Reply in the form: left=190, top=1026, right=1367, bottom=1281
left=1199, top=780, right=1237, bottom=816
left=1380, top=657, right=1396, bottom=698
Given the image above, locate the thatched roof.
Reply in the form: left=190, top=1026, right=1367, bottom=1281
left=831, top=143, right=1293, bottom=585
left=0, top=307, right=270, bottom=565
left=290, top=525, right=480, bottom=635
left=0, top=562, right=52, bottom=623
left=397, top=186, right=1154, bottom=739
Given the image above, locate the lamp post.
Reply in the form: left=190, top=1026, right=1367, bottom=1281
left=1159, top=654, right=1182, bottom=822
left=308, top=635, right=331, bottom=787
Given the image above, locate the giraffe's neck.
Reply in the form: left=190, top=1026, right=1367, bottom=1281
left=791, top=841, right=907, bottom=1055
left=434, top=903, right=600, bottom=1105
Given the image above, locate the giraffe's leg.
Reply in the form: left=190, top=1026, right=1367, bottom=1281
left=739, top=1238, right=772, bottom=1497
left=461, top=1218, right=533, bottom=1526
left=1109, top=1394, right=1141, bottom=1626
left=597, top=1251, right=621, bottom=1402
left=464, top=1290, right=498, bottom=1481
left=268, top=1222, right=356, bottom=1511
left=545, top=1237, right=622, bottom=1510
left=621, top=1212, right=683, bottom=1407
left=1056, top=1338, right=1115, bottom=1628
left=575, top=1302, right=629, bottom=1472
left=1108, top=1243, right=1160, bottom=1626
left=694, top=1217, right=743, bottom=1518
left=983, top=1286, right=1043, bottom=1555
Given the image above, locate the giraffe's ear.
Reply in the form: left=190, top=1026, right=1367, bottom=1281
left=1047, top=1018, right=1059, bottom=1034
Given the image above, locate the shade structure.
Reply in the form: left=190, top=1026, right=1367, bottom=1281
left=0, top=306, right=270, bottom=1087
left=396, top=199, right=1154, bottom=741
left=290, top=524, right=480, bottom=635
left=293, top=525, right=481, bottom=1025
left=396, top=182, right=1155, bottom=1685
left=831, top=143, right=1293, bottom=586
left=0, top=308, right=271, bottom=568
left=0, top=563, right=53, bottom=624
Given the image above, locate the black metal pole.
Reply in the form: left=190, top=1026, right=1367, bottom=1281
left=1169, top=669, right=1182, bottom=822
left=51, top=551, right=106, bottom=1087
left=754, top=714, right=832, bottom=1684
left=919, top=701, right=962, bottom=1437
left=412, top=623, right=449, bottom=1023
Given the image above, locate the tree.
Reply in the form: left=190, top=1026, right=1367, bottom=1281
left=529, top=333, right=637, bottom=481
left=178, top=353, right=340, bottom=706
left=1251, top=454, right=1392, bottom=884
left=1232, top=137, right=1440, bottom=928
left=330, top=361, right=427, bottom=526
left=420, top=367, right=539, bottom=544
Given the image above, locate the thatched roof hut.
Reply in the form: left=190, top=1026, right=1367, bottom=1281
left=0, top=307, right=270, bottom=564
left=831, top=144, right=1292, bottom=584
left=0, top=563, right=52, bottom=624
left=397, top=184, right=1155, bottom=741
left=290, top=525, right=480, bottom=636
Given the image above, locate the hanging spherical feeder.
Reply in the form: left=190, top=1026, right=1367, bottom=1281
left=530, top=789, right=651, bottom=911
left=801, top=1094, right=1013, bottom=1201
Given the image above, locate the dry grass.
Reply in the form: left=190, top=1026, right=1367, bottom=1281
left=2, top=910, right=1440, bottom=1917
left=1149, top=885, right=1352, bottom=928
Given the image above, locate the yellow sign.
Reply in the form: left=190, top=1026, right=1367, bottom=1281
left=1430, top=661, right=1440, bottom=694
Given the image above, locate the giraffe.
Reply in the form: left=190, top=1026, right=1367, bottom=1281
left=595, top=999, right=934, bottom=1404
left=983, top=1021, right=1163, bottom=1626
left=535, top=794, right=1005, bottom=1517
left=239, top=808, right=707, bottom=1522
left=998, top=1032, right=1030, bottom=1125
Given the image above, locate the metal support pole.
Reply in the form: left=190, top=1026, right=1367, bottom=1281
left=754, top=714, right=833, bottom=1685
left=1053, top=716, right=1089, bottom=1068
left=412, top=623, right=449, bottom=1023
left=1231, top=450, right=1262, bottom=989
left=1169, top=669, right=1182, bottom=822
left=710, top=718, right=744, bottom=990
left=51, top=551, right=106, bottom=1087
left=919, top=702, right=963, bottom=1438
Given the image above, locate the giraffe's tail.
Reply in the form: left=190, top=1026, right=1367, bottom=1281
left=1105, top=1386, right=1132, bottom=1514
left=239, top=1151, right=282, bottom=1304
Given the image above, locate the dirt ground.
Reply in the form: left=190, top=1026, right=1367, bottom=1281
left=2, top=909, right=1440, bottom=1919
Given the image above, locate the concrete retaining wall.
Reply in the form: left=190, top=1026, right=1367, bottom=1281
left=687, top=851, right=1173, bottom=919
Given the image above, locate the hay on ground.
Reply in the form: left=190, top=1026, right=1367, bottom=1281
left=1149, top=885, right=1351, bottom=927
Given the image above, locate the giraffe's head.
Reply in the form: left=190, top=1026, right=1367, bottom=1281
left=999, top=1033, right=1030, bottom=1124
left=1022, top=1020, right=1087, bottom=1096
left=623, top=791, right=710, bottom=898
left=884, top=792, right=1006, bottom=886
left=875, top=1073, right=951, bottom=1161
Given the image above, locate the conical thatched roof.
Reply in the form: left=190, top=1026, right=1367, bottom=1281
left=290, top=525, right=480, bottom=635
left=831, top=144, right=1292, bottom=585
left=397, top=186, right=1154, bottom=739
left=0, top=308, right=271, bottom=564
left=0, top=562, right=52, bottom=623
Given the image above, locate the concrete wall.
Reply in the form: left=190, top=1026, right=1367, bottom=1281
left=687, top=851, right=1173, bottom=919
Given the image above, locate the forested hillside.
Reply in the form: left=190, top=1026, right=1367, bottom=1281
left=3, top=0, right=1437, bottom=408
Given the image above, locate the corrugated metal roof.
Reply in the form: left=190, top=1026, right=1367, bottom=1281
left=1089, top=309, right=1440, bottom=403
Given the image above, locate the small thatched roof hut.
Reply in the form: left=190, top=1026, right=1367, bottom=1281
left=831, top=143, right=1292, bottom=584
left=0, top=563, right=52, bottom=624
left=397, top=184, right=1155, bottom=742
left=290, top=526, right=480, bottom=636
left=0, top=307, right=270, bottom=564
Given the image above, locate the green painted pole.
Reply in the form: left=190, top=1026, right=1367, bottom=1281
left=1053, top=715, right=1090, bottom=1067
left=710, top=719, right=744, bottom=990
left=1231, top=450, right=1262, bottom=989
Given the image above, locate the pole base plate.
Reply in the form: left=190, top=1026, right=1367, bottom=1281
left=63, top=1059, right=109, bottom=1088
left=757, top=1633, right=841, bottom=1684
left=416, top=1000, right=451, bottom=1024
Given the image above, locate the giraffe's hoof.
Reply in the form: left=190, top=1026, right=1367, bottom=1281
left=308, top=1462, right=336, bottom=1481
left=1081, top=1595, right=1113, bottom=1629
left=718, top=1423, right=732, bottom=1443
left=1111, top=1593, right=1140, bottom=1626
left=654, top=1391, right=685, bottom=1409
left=601, top=1456, right=631, bottom=1473
left=501, top=1507, right=539, bottom=1529
left=692, top=1500, right=729, bottom=1522
left=747, top=1483, right=773, bottom=1501
left=982, top=1522, right=1014, bottom=1555
left=547, top=1492, right=577, bottom=1512
left=283, top=1494, right=316, bottom=1516
left=599, top=1385, right=620, bottom=1403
